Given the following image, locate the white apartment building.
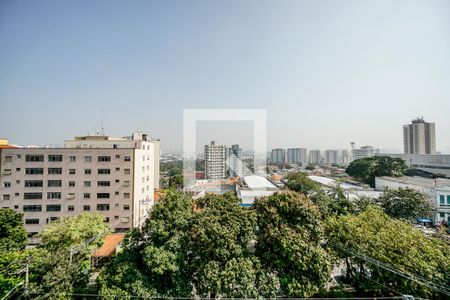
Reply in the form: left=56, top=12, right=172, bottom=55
left=309, top=150, right=321, bottom=165
left=0, top=133, right=160, bottom=234
left=376, top=176, right=450, bottom=224
left=271, top=149, right=286, bottom=164
left=324, top=150, right=339, bottom=165
left=205, top=141, right=226, bottom=179
left=227, top=144, right=243, bottom=177
left=287, top=148, right=308, bottom=165
left=352, top=145, right=380, bottom=161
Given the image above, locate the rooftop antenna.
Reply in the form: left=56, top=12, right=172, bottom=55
left=100, top=105, right=105, bottom=136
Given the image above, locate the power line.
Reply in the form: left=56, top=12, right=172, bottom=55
left=329, top=242, right=450, bottom=297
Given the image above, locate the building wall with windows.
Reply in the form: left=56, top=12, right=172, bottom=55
left=0, top=133, right=160, bottom=235
left=205, top=141, right=226, bottom=179
left=286, top=148, right=307, bottom=165
left=375, top=176, right=450, bottom=224
left=271, top=149, right=285, bottom=164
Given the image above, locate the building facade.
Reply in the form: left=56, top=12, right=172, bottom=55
left=352, top=145, right=380, bottom=161
left=324, top=150, right=339, bottom=165
left=271, top=149, right=286, bottom=164
left=205, top=141, right=226, bottom=179
left=0, top=133, right=160, bottom=234
left=286, top=148, right=308, bottom=165
left=375, top=176, right=450, bottom=224
left=227, top=144, right=243, bottom=177
left=380, top=153, right=450, bottom=177
left=309, top=150, right=321, bottom=165
left=403, top=117, right=436, bottom=154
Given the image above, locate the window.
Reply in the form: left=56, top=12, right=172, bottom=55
left=84, top=181, right=91, bottom=187
left=14, top=205, right=19, bottom=209
left=47, top=192, right=61, bottom=199
left=98, top=156, right=111, bottom=162
left=48, top=180, right=62, bottom=187
left=48, top=155, right=63, bottom=162
left=25, top=219, right=40, bottom=224
left=85, top=156, right=92, bottom=162
left=84, top=169, right=91, bottom=175
left=46, top=204, right=61, bottom=212
left=440, top=212, right=445, bottom=218
left=69, top=156, right=76, bottom=162
left=25, top=155, right=44, bottom=162
left=115, top=154, right=120, bottom=159
left=24, top=180, right=43, bottom=187
left=97, top=193, right=110, bottom=199
left=98, top=181, right=110, bottom=187
left=68, top=181, right=75, bottom=187
left=124, top=169, right=131, bottom=175
left=440, top=195, right=445, bottom=204
left=68, top=205, right=74, bottom=212
left=24, top=193, right=42, bottom=200
left=114, top=215, right=119, bottom=220
left=83, top=205, right=90, bottom=211
left=5, top=156, right=12, bottom=162
left=48, top=168, right=62, bottom=175
left=3, top=182, right=11, bottom=188
left=16, top=154, right=21, bottom=159
left=15, top=180, right=20, bottom=184
left=83, top=193, right=91, bottom=199
left=115, top=179, right=120, bottom=183
left=115, top=191, right=120, bottom=196
left=69, top=169, right=76, bottom=175
left=23, top=205, right=42, bottom=212
left=114, top=203, right=119, bottom=208
left=97, top=204, right=110, bottom=211
left=115, top=167, right=120, bottom=171
left=26, top=168, right=44, bottom=175
left=3, top=194, right=10, bottom=200
left=123, top=205, right=130, bottom=210
left=2, top=169, right=12, bottom=175
left=104, top=217, right=110, bottom=222
left=16, top=168, right=21, bottom=172
left=67, top=193, right=75, bottom=200
left=124, top=156, right=131, bottom=162
left=447, top=195, right=450, bottom=205
left=124, top=193, right=130, bottom=199
left=15, top=193, right=19, bottom=197
left=98, top=169, right=111, bottom=174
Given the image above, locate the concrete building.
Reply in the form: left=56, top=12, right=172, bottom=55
left=0, top=133, right=160, bottom=234
left=324, top=150, right=339, bottom=165
left=237, top=175, right=279, bottom=206
left=227, top=144, right=243, bottom=177
left=352, top=145, right=380, bottom=161
left=287, top=148, right=308, bottom=165
left=271, top=148, right=286, bottom=164
left=309, top=150, right=321, bottom=165
left=380, top=153, right=450, bottom=177
left=205, top=141, right=226, bottom=179
left=403, top=117, right=436, bottom=154
left=376, top=176, right=450, bottom=224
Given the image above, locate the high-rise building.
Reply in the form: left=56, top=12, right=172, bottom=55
left=286, top=148, right=308, bottom=165
left=227, top=144, right=242, bottom=177
left=271, top=149, right=285, bottom=164
left=0, top=132, right=160, bottom=234
left=352, top=145, right=380, bottom=161
left=205, top=141, right=226, bottom=179
left=309, top=150, right=321, bottom=165
left=324, top=150, right=339, bottom=165
left=403, top=117, right=436, bottom=154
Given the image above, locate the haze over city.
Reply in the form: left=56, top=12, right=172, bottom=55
left=1, top=0, right=450, bottom=152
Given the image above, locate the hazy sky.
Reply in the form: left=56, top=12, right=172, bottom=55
left=1, top=0, right=449, bottom=153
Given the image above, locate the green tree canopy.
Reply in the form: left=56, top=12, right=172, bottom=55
left=0, top=208, right=27, bottom=251
left=285, top=172, right=321, bottom=195
left=377, top=187, right=435, bottom=220
left=346, top=156, right=407, bottom=187
left=326, top=207, right=450, bottom=298
left=254, top=191, right=331, bottom=297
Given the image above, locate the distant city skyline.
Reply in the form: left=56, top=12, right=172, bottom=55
left=1, top=0, right=449, bottom=153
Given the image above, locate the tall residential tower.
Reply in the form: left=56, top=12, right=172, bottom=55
left=403, top=117, right=436, bottom=154
left=204, top=141, right=226, bottom=179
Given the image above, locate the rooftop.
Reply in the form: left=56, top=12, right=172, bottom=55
left=377, top=176, right=450, bottom=188
left=242, top=175, right=277, bottom=190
